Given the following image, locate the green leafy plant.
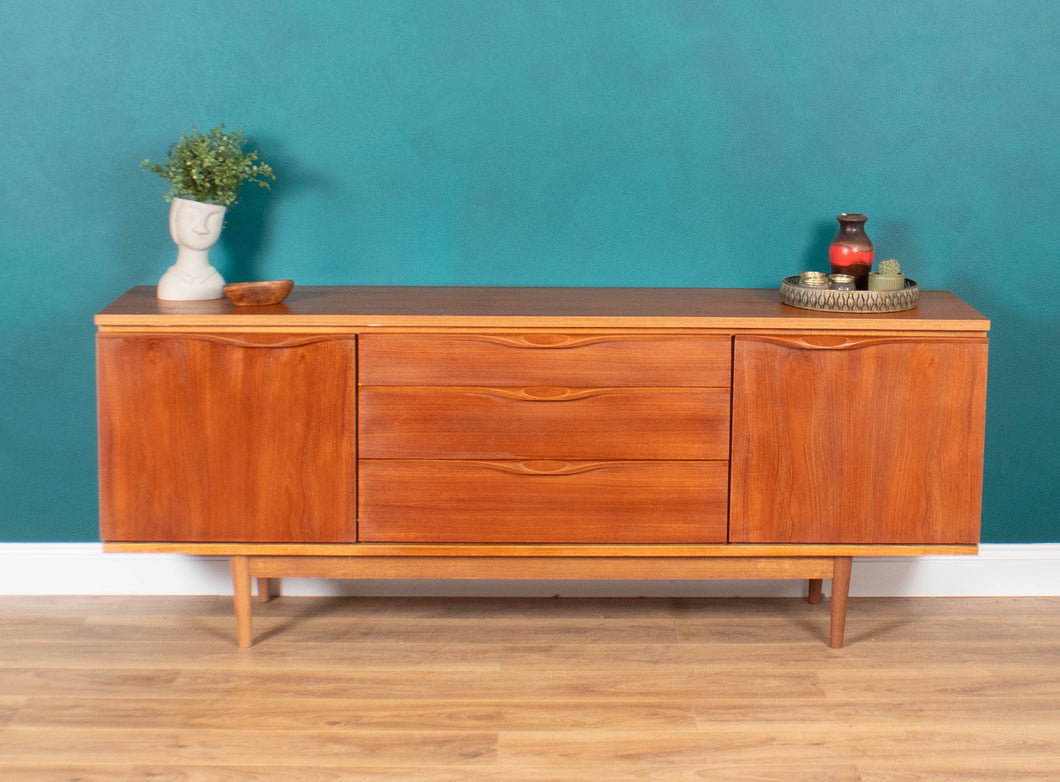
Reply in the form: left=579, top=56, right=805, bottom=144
left=141, top=125, right=275, bottom=207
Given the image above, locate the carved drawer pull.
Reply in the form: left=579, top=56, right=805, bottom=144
left=452, top=387, right=645, bottom=402
left=449, top=386, right=701, bottom=403
left=476, top=334, right=628, bottom=349
left=520, top=386, right=574, bottom=399
left=476, top=460, right=617, bottom=476
left=511, top=387, right=615, bottom=401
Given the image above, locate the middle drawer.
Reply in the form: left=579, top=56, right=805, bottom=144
left=359, top=386, right=731, bottom=460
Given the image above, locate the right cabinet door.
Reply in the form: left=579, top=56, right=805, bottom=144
left=730, top=334, right=988, bottom=544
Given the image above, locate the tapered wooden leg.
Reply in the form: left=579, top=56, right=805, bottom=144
left=829, top=556, right=853, bottom=649
left=257, top=577, right=277, bottom=603
left=807, top=578, right=823, bottom=604
left=231, top=555, right=254, bottom=648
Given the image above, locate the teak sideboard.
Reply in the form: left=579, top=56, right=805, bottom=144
left=95, top=286, right=989, bottom=648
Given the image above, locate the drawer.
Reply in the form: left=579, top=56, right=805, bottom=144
left=358, top=460, right=729, bottom=543
left=359, top=334, right=732, bottom=387
left=360, top=387, right=730, bottom=460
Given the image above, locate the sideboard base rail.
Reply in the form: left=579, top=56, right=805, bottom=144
left=230, top=554, right=853, bottom=649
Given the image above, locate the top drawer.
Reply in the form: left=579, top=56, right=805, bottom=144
left=359, top=334, right=732, bottom=387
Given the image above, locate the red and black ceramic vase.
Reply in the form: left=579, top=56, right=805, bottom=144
left=828, top=213, right=874, bottom=289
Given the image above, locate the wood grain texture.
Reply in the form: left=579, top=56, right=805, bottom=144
left=358, top=333, right=732, bottom=386
left=360, top=386, right=730, bottom=460
left=730, top=335, right=988, bottom=544
left=97, top=333, right=357, bottom=543
left=222, top=279, right=294, bottom=306
left=103, top=542, right=980, bottom=557
left=95, top=286, right=989, bottom=651
left=234, top=555, right=841, bottom=647
left=95, top=286, right=991, bottom=332
left=245, top=555, right=836, bottom=581
left=358, top=460, right=729, bottom=543
left=0, top=595, right=1056, bottom=780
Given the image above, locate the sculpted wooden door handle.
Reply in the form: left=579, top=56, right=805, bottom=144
left=111, top=332, right=353, bottom=349
left=739, top=334, right=987, bottom=351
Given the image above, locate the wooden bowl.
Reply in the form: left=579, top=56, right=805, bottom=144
left=223, top=280, right=295, bottom=306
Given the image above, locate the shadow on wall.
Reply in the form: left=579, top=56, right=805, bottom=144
left=797, top=220, right=836, bottom=273
left=221, top=135, right=334, bottom=285
left=120, top=134, right=335, bottom=288
left=797, top=218, right=922, bottom=280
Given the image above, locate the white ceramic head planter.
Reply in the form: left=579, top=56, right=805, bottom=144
left=157, top=197, right=227, bottom=300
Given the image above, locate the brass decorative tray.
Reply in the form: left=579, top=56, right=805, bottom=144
left=779, top=276, right=920, bottom=313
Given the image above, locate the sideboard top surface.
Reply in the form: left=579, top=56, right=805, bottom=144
left=96, top=286, right=990, bottom=332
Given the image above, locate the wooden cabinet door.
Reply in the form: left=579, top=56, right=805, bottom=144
left=730, top=335, right=988, bottom=544
left=98, top=333, right=356, bottom=543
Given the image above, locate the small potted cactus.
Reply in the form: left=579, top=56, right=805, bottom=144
left=868, top=259, right=906, bottom=291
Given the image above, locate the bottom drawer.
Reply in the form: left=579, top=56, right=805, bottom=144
left=359, top=460, right=728, bottom=543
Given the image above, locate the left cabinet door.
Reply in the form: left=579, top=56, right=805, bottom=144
left=97, top=333, right=357, bottom=543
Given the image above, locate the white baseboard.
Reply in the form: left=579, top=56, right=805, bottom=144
left=1, top=543, right=1058, bottom=598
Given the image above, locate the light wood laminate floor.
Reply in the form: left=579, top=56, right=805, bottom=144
left=0, top=594, right=1057, bottom=781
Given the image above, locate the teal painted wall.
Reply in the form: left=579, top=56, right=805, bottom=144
left=1, top=1, right=1056, bottom=542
